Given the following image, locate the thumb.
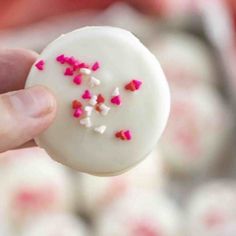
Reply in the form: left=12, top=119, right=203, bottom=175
left=0, top=86, right=56, bottom=152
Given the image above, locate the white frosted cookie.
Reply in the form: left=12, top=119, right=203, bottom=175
left=187, top=181, right=236, bottom=236
left=22, top=213, right=88, bottom=236
left=26, top=26, right=170, bottom=176
left=95, top=190, right=184, bottom=236
left=76, top=150, right=165, bottom=216
left=0, top=148, right=73, bottom=229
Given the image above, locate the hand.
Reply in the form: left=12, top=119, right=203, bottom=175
left=0, top=49, right=57, bottom=153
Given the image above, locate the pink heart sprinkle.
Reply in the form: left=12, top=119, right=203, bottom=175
left=111, top=96, right=121, bottom=106
left=78, top=63, right=89, bottom=69
left=133, top=80, right=142, bottom=90
left=35, top=60, right=44, bottom=70
left=56, top=54, right=65, bottom=64
left=64, top=67, right=74, bottom=76
left=124, top=130, right=132, bottom=140
left=92, top=62, right=100, bottom=71
left=82, top=90, right=92, bottom=100
left=67, top=56, right=77, bottom=66
left=73, top=75, right=82, bottom=85
left=73, top=108, right=83, bottom=118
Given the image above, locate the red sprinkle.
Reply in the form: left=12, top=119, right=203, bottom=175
left=73, top=75, right=82, bottom=85
left=64, top=67, right=74, bottom=76
left=125, top=80, right=142, bottom=91
left=95, top=104, right=102, bottom=113
left=56, top=54, right=65, bottom=64
left=73, top=108, right=83, bottom=118
left=35, top=60, right=44, bottom=70
left=111, top=95, right=121, bottom=106
left=82, top=90, right=92, bottom=100
left=72, top=100, right=82, bottom=109
left=115, top=130, right=132, bottom=141
left=97, top=94, right=105, bottom=104
left=92, top=62, right=100, bottom=71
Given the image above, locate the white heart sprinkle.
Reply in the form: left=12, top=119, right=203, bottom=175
left=112, top=87, right=120, bottom=96
left=89, top=76, right=101, bottom=87
left=94, top=125, right=106, bottom=134
left=80, top=68, right=92, bottom=75
left=89, top=95, right=97, bottom=106
left=100, top=104, right=110, bottom=116
left=80, top=117, right=92, bottom=128
left=84, top=106, right=93, bottom=116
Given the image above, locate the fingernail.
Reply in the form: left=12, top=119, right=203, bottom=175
left=8, top=86, right=56, bottom=118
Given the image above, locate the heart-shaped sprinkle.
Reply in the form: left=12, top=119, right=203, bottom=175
left=115, top=131, right=126, bottom=140
left=111, top=96, right=121, bottom=106
left=82, top=90, right=92, bottom=100
left=89, top=95, right=98, bottom=106
left=125, top=80, right=142, bottom=91
left=112, top=87, right=120, bottom=96
left=84, top=106, right=93, bottom=117
left=72, top=100, right=82, bottom=109
left=73, top=75, right=82, bottom=85
left=94, top=125, right=106, bottom=134
left=80, top=117, right=92, bottom=128
left=124, top=130, right=132, bottom=140
left=80, top=68, right=92, bottom=75
left=97, top=94, right=105, bottom=104
left=56, top=54, right=65, bottom=64
left=78, top=63, right=89, bottom=69
left=99, top=104, right=110, bottom=116
left=115, top=130, right=132, bottom=141
left=92, top=62, right=100, bottom=71
left=89, top=76, right=101, bottom=87
left=35, top=60, right=44, bottom=70
left=73, top=108, right=83, bottom=118
left=64, top=67, right=74, bottom=76
left=133, top=80, right=142, bottom=90
left=67, top=56, right=77, bottom=66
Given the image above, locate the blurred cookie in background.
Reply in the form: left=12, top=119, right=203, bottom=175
left=0, top=148, right=74, bottom=232
left=186, top=180, right=236, bottom=236
left=75, top=150, right=166, bottom=217
left=95, top=189, right=184, bottom=236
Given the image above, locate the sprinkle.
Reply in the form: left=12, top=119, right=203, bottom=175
left=112, top=87, right=120, bottom=96
left=73, top=108, right=83, bottom=118
left=89, top=76, right=101, bottom=87
left=67, top=56, right=77, bottom=66
left=56, top=54, right=65, bottom=64
left=100, top=104, right=110, bottom=116
left=125, top=80, right=142, bottom=91
left=80, top=117, right=92, bottom=128
left=78, top=63, right=89, bottom=69
left=64, top=67, right=74, bottom=76
left=95, top=104, right=102, bottom=112
left=94, top=125, right=106, bottom=134
left=82, top=90, right=92, bottom=100
left=72, top=100, right=82, bottom=109
left=115, top=130, right=132, bottom=141
left=35, top=60, right=44, bottom=70
left=92, top=62, right=100, bottom=71
left=97, top=94, right=105, bottom=104
left=72, top=61, right=80, bottom=71
left=84, top=106, right=93, bottom=117
left=89, top=95, right=98, bottom=106
left=80, top=68, right=92, bottom=75
left=73, top=74, right=82, bottom=85
left=111, top=95, right=121, bottom=106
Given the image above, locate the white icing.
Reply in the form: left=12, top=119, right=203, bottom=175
left=26, top=26, right=170, bottom=175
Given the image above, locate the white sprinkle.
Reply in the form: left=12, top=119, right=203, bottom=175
left=89, top=76, right=101, bottom=87
left=100, top=104, right=110, bottom=116
left=89, top=95, right=97, bottom=106
left=80, top=68, right=92, bottom=75
left=84, top=106, right=93, bottom=116
left=80, top=117, right=92, bottom=128
left=94, top=125, right=106, bottom=134
left=112, top=87, right=120, bottom=96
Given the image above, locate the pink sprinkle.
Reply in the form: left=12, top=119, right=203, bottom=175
left=73, top=108, right=83, bottom=118
left=73, top=61, right=80, bottom=71
left=124, top=130, right=132, bottom=140
left=111, top=96, right=121, bottom=106
left=82, top=90, right=92, bottom=100
left=92, top=62, right=100, bottom=71
left=35, top=60, right=44, bottom=70
left=73, top=75, right=82, bottom=85
left=78, top=63, right=89, bottom=69
left=56, top=54, right=65, bottom=64
left=133, top=80, right=142, bottom=90
left=64, top=67, right=74, bottom=76
left=67, top=56, right=77, bottom=66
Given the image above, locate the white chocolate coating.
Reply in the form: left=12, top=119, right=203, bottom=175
left=187, top=181, right=236, bottom=236
left=95, top=190, right=184, bottom=236
left=26, top=26, right=170, bottom=176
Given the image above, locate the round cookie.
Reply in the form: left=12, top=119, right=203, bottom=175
left=187, top=181, right=236, bottom=236
left=21, top=213, right=88, bottom=236
left=95, top=189, right=184, bottom=236
left=76, top=150, right=165, bottom=216
left=0, top=148, right=73, bottom=229
left=26, top=26, right=170, bottom=176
